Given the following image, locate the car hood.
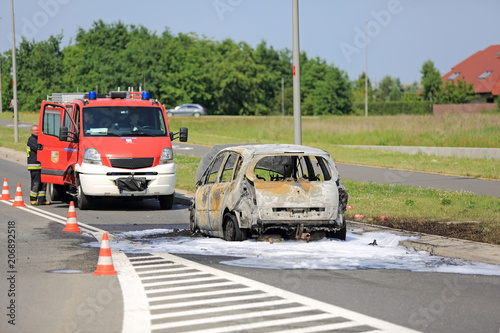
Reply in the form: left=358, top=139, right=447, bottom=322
left=254, top=180, right=338, bottom=207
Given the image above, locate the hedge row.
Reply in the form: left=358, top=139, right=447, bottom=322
left=353, top=102, right=433, bottom=115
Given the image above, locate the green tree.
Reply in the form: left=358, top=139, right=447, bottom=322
left=311, top=66, right=353, bottom=115
left=1, top=52, right=13, bottom=112
left=16, top=35, right=64, bottom=110
left=421, top=60, right=442, bottom=101
left=435, top=77, right=475, bottom=104
left=388, top=85, right=402, bottom=101
left=207, top=40, right=274, bottom=115
left=352, top=72, right=373, bottom=103
left=401, top=90, right=422, bottom=102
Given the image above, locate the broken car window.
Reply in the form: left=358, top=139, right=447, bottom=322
left=253, top=155, right=331, bottom=182
left=206, top=152, right=227, bottom=184
left=220, top=153, right=240, bottom=183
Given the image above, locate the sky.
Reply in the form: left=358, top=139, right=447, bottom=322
left=1, top=0, right=499, bottom=85
left=83, top=228, right=500, bottom=276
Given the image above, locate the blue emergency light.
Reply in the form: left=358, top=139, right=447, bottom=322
left=88, top=91, right=97, bottom=100
left=141, top=91, right=150, bottom=100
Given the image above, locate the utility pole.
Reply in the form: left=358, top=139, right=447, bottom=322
left=0, top=57, right=3, bottom=114
left=11, top=0, right=19, bottom=142
left=0, top=17, right=2, bottom=114
left=292, top=0, right=302, bottom=145
left=281, top=77, right=284, bottom=116
left=365, top=21, right=368, bottom=118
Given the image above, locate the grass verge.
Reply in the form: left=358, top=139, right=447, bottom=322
left=3, top=112, right=499, bottom=179
left=168, top=115, right=500, bottom=180
left=0, top=127, right=32, bottom=152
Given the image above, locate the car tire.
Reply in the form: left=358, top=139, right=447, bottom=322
left=193, top=112, right=200, bottom=117
left=223, top=213, right=245, bottom=241
left=77, top=184, right=92, bottom=210
left=189, top=206, right=197, bottom=232
left=334, top=223, right=347, bottom=241
left=167, top=112, right=173, bottom=117
left=159, top=194, right=174, bottom=210
left=48, top=183, right=62, bottom=201
left=328, top=212, right=346, bottom=240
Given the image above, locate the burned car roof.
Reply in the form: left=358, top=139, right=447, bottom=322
left=195, top=143, right=337, bottom=184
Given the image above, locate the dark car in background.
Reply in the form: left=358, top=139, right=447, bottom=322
left=166, top=104, right=207, bottom=117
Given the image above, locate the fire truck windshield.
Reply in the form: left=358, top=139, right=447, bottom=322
left=82, top=107, right=167, bottom=137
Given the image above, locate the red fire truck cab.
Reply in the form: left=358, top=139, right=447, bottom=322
left=38, top=91, right=188, bottom=210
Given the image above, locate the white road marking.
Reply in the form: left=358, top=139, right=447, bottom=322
left=148, top=293, right=272, bottom=311
left=143, top=276, right=225, bottom=286
left=149, top=299, right=294, bottom=320
left=3, top=201, right=422, bottom=333
left=146, top=280, right=241, bottom=294
left=152, top=305, right=314, bottom=330
left=145, top=251, right=422, bottom=333
left=181, top=313, right=346, bottom=333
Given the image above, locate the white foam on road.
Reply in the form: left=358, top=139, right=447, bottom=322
left=83, top=229, right=500, bottom=276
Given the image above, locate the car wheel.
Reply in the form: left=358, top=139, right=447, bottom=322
left=334, top=223, right=347, bottom=241
left=77, top=184, right=91, bottom=210
left=159, top=194, right=174, bottom=210
left=331, top=212, right=346, bottom=240
left=167, top=112, right=173, bottom=117
left=189, top=206, right=197, bottom=232
left=48, top=183, right=62, bottom=201
left=223, top=213, right=245, bottom=241
left=193, top=112, right=200, bottom=117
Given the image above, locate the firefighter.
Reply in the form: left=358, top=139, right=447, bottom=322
left=27, top=125, right=50, bottom=205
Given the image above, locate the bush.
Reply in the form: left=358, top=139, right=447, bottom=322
left=353, top=101, right=433, bottom=116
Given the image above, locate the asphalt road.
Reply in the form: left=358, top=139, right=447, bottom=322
left=1, top=157, right=500, bottom=333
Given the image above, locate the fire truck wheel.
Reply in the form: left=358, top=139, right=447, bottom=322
left=48, top=183, right=62, bottom=201
left=78, top=184, right=92, bottom=210
left=159, top=194, right=174, bottom=210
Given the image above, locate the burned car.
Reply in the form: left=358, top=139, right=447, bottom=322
left=190, top=144, right=349, bottom=241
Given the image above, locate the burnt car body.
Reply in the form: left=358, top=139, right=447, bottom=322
left=190, top=144, right=349, bottom=241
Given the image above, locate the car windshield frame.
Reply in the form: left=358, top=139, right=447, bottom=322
left=251, top=154, right=333, bottom=182
left=82, top=106, right=168, bottom=137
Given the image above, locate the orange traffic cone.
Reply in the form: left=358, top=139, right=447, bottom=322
left=93, top=233, right=117, bottom=275
left=0, top=178, right=12, bottom=200
left=62, top=201, right=81, bottom=233
left=12, top=183, right=26, bottom=207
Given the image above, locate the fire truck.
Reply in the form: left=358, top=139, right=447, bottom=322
left=38, top=90, right=188, bottom=210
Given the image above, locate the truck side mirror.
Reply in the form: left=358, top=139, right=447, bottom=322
left=179, top=127, right=188, bottom=142
left=169, top=127, right=188, bottom=142
left=59, top=126, right=69, bottom=142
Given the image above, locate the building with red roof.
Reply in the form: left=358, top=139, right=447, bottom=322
left=442, top=45, right=500, bottom=103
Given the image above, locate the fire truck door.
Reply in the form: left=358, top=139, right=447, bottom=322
left=38, top=102, right=79, bottom=185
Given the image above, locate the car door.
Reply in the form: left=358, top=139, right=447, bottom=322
left=179, top=104, right=189, bottom=116
left=38, top=102, right=79, bottom=186
left=195, top=152, right=228, bottom=232
left=207, top=152, right=240, bottom=232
